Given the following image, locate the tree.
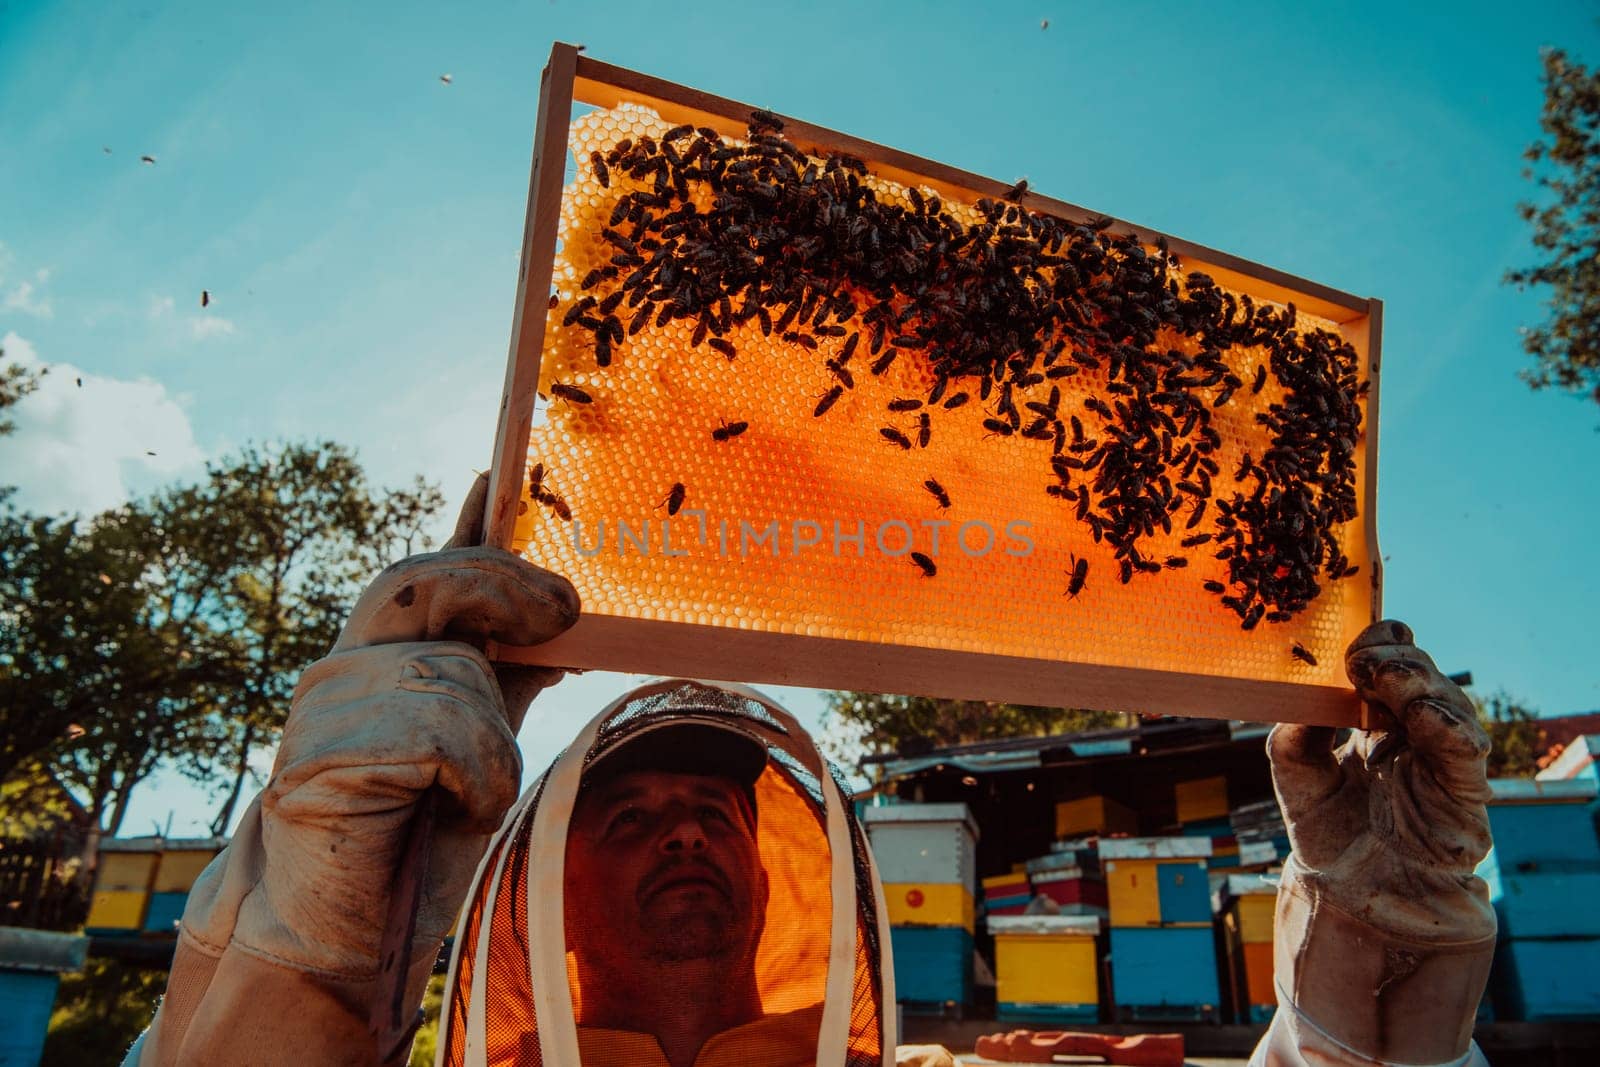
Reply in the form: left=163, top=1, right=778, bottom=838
left=1473, top=692, right=1547, bottom=780
left=0, top=347, right=45, bottom=437
left=821, top=691, right=1135, bottom=770
left=138, top=441, right=444, bottom=833
left=1506, top=48, right=1600, bottom=407
left=0, top=440, right=443, bottom=838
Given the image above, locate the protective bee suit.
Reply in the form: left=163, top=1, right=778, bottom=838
left=120, top=480, right=1492, bottom=1067
left=438, top=678, right=900, bottom=1067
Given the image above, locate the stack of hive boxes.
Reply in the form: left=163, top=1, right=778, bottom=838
left=1102, top=836, right=1220, bottom=1021
left=1174, top=776, right=1240, bottom=870
left=1229, top=798, right=1291, bottom=870
left=1217, top=874, right=1278, bottom=1023
left=1480, top=777, right=1600, bottom=1021
left=981, top=870, right=1033, bottom=918
left=863, top=804, right=979, bottom=1012
left=85, top=838, right=224, bottom=936
left=1024, top=847, right=1107, bottom=919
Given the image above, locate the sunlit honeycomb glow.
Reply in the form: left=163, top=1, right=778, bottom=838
left=516, top=102, right=1375, bottom=694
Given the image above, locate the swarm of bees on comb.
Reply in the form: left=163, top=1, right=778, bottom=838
left=543, top=107, right=1366, bottom=631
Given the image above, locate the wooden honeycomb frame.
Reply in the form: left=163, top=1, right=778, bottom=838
left=480, top=43, right=1383, bottom=727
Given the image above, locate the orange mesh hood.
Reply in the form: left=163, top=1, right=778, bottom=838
left=438, top=680, right=894, bottom=1066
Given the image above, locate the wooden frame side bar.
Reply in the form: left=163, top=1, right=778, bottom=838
left=572, top=52, right=1370, bottom=324
left=497, top=616, right=1363, bottom=728
left=484, top=42, right=580, bottom=548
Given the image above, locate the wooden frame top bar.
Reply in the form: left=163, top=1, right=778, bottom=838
left=570, top=46, right=1370, bottom=324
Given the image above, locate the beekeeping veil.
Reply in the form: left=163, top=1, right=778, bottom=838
left=436, top=679, right=897, bottom=1066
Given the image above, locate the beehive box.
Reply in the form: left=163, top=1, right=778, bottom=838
left=1101, top=837, right=1214, bottom=927
left=84, top=844, right=159, bottom=933
left=1220, top=874, right=1278, bottom=1023
left=1108, top=926, right=1221, bottom=1022
left=482, top=45, right=1383, bottom=726
left=988, top=914, right=1103, bottom=1022
left=1055, top=795, right=1137, bottom=838
left=862, top=803, right=978, bottom=886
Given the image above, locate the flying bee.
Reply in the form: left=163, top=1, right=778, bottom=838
left=879, top=427, right=912, bottom=449
left=549, top=382, right=593, bottom=405
left=712, top=419, right=749, bottom=442
left=813, top=385, right=844, bottom=418
left=909, top=551, right=937, bottom=577
left=916, top=412, right=931, bottom=448
left=1065, top=554, right=1089, bottom=599
left=1291, top=642, right=1318, bottom=666
left=659, top=482, right=687, bottom=516
left=923, top=478, right=950, bottom=509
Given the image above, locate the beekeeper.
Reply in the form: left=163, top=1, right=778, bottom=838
left=123, top=482, right=1495, bottom=1067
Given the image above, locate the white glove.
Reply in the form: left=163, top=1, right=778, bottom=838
left=1255, top=620, right=1496, bottom=1066
left=130, top=478, right=579, bottom=1067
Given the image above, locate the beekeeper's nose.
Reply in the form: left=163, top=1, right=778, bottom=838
left=659, top=805, right=709, bottom=853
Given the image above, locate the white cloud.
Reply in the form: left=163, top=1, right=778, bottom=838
left=149, top=293, right=237, bottom=342
left=1, top=331, right=206, bottom=516
left=0, top=244, right=54, bottom=319
left=189, top=315, right=235, bottom=339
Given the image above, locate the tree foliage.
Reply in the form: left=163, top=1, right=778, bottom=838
left=0, top=440, right=443, bottom=837
left=821, top=691, right=1134, bottom=769
left=0, top=346, right=45, bottom=438
left=1473, top=692, right=1547, bottom=780
left=1506, top=48, right=1600, bottom=406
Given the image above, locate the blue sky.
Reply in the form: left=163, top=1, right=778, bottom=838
left=2, top=1, right=1598, bottom=836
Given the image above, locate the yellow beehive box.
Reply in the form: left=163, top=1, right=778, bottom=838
left=85, top=889, right=147, bottom=931
left=152, top=845, right=222, bottom=894
left=1175, top=776, right=1230, bottom=823
left=883, top=882, right=976, bottom=932
left=484, top=46, right=1381, bottom=729
left=1235, top=894, right=1276, bottom=944
left=1055, top=795, right=1138, bottom=838
left=1104, top=859, right=1162, bottom=927
left=989, top=915, right=1101, bottom=1008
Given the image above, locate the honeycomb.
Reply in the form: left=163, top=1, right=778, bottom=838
left=510, top=102, right=1375, bottom=698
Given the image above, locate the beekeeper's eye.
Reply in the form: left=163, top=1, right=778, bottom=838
left=603, top=806, right=646, bottom=838
left=697, top=803, right=733, bottom=827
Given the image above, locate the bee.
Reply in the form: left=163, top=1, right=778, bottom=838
left=910, top=551, right=937, bottom=577
left=916, top=412, right=931, bottom=448
left=840, top=332, right=859, bottom=362
left=749, top=108, right=784, bottom=132
left=1003, top=178, right=1030, bottom=202
left=942, top=392, right=970, bottom=410
left=1241, top=603, right=1265, bottom=631
left=1291, top=642, right=1318, bottom=666
left=813, top=385, right=844, bottom=418
left=1163, top=556, right=1188, bottom=569
left=870, top=350, right=897, bottom=375
left=1252, top=365, right=1268, bottom=394
left=1186, top=498, right=1208, bottom=529
left=562, top=296, right=597, bottom=327
left=663, top=124, right=694, bottom=143
left=1065, top=554, right=1088, bottom=599
left=982, top=418, right=1015, bottom=438
left=549, top=382, right=593, bottom=405
left=708, top=337, right=736, bottom=360
left=887, top=398, right=923, bottom=412
left=590, top=151, right=610, bottom=188
left=923, top=478, right=951, bottom=509
left=547, top=293, right=559, bottom=310
left=1202, top=580, right=1226, bottom=593
left=659, top=482, right=687, bottom=516
left=712, top=419, right=749, bottom=442
left=1180, top=533, right=1213, bottom=547
left=879, top=427, right=912, bottom=449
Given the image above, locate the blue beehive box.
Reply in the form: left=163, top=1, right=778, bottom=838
left=1490, top=872, right=1600, bottom=940
left=0, top=928, right=89, bottom=1067
left=1483, top=779, right=1600, bottom=871
left=1490, top=938, right=1600, bottom=1020
left=1108, top=926, right=1220, bottom=1021
left=889, top=926, right=973, bottom=1006
left=141, top=891, right=188, bottom=935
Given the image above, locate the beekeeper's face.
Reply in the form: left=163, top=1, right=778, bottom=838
left=566, top=769, right=769, bottom=971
